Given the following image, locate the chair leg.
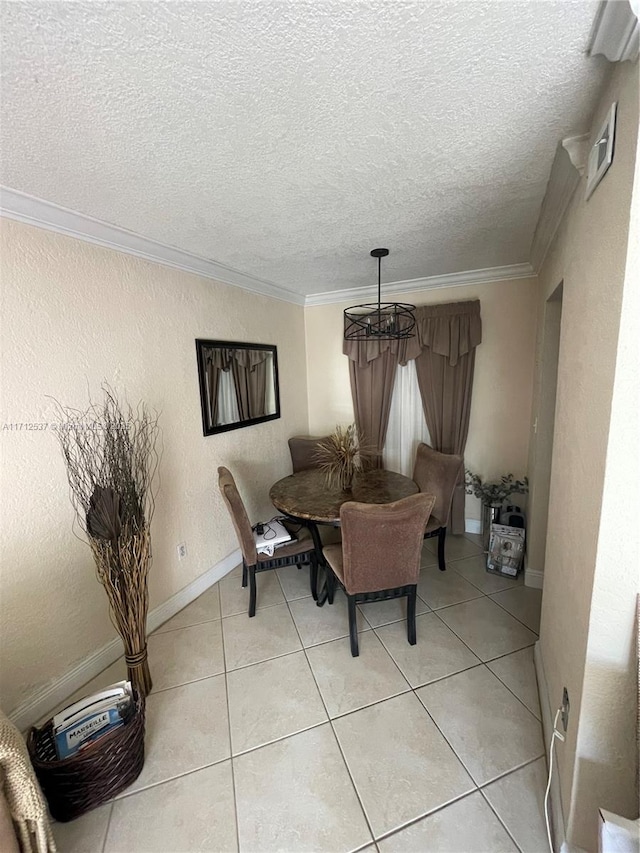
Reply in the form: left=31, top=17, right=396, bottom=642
left=326, top=566, right=335, bottom=605
left=348, top=595, right=359, bottom=657
left=310, top=556, right=318, bottom=601
left=242, top=562, right=248, bottom=588
left=407, top=587, right=417, bottom=645
left=248, top=565, right=257, bottom=617
left=437, top=527, right=447, bottom=572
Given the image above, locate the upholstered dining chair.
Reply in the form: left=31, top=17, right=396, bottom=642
left=217, top=467, right=319, bottom=616
left=322, top=493, right=436, bottom=657
left=412, top=443, right=464, bottom=573
left=288, top=435, right=328, bottom=473
left=288, top=435, right=342, bottom=547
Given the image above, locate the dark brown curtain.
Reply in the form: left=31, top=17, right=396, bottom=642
left=343, top=299, right=481, bottom=532
left=348, top=349, right=397, bottom=468
left=205, top=358, right=220, bottom=427
left=407, top=300, right=481, bottom=534
left=205, top=347, right=236, bottom=427
left=231, top=349, right=269, bottom=420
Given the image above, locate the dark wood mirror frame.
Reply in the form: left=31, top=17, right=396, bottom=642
left=196, top=339, right=281, bottom=436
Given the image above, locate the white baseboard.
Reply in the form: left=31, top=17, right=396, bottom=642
left=525, top=567, right=545, bottom=589
left=534, top=641, right=567, bottom=852
left=465, top=518, right=482, bottom=534
left=9, top=548, right=241, bottom=732
left=560, top=843, right=589, bottom=853
left=146, top=548, right=240, bottom=634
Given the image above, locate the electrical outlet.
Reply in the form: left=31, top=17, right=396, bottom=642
left=561, top=687, right=570, bottom=731
left=177, top=542, right=187, bottom=560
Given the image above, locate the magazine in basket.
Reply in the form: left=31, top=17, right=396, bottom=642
left=53, top=681, right=134, bottom=758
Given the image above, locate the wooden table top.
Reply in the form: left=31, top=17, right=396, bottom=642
left=269, top=468, right=419, bottom=524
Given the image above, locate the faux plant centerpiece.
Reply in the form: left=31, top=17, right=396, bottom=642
left=53, top=386, right=160, bottom=697
left=465, top=470, right=528, bottom=550
left=315, top=424, right=370, bottom=491
left=464, top=470, right=529, bottom=506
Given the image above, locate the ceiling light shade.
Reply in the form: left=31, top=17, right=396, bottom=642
left=344, top=249, right=416, bottom=341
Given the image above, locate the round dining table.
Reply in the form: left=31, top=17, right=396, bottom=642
left=269, top=468, right=419, bottom=604
left=270, top=468, right=419, bottom=525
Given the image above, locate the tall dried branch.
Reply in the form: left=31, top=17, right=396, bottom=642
left=50, top=385, right=161, bottom=696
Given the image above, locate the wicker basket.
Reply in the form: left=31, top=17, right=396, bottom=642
left=27, top=691, right=145, bottom=822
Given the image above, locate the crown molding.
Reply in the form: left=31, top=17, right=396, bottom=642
left=561, top=133, right=591, bottom=176
left=588, top=0, right=639, bottom=62
left=1, top=187, right=538, bottom=308
left=529, top=143, right=581, bottom=272
left=0, top=186, right=305, bottom=306
left=304, top=262, right=536, bottom=307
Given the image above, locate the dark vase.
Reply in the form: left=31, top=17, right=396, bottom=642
left=482, top=502, right=503, bottom=552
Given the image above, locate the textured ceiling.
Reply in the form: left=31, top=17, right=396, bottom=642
left=1, top=1, right=607, bottom=296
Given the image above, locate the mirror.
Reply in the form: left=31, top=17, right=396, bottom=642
left=195, top=339, right=280, bottom=436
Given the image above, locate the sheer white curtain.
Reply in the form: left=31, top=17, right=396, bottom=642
left=265, top=353, right=276, bottom=414
left=384, top=360, right=431, bottom=476
left=217, top=369, right=240, bottom=426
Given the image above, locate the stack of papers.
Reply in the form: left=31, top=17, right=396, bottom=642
left=52, top=681, right=134, bottom=758
left=253, top=519, right=293, bottom=556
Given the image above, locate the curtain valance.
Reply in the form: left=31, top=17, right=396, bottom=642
left=343, top=299, right=482, bottom=367
left=205, top=347, right=271, bottom=371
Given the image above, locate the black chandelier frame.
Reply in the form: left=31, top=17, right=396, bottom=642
left=344, top=249, right=416, bottom=341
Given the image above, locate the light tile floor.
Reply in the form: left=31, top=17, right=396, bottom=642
left=52, top=535, right=548, bottom=853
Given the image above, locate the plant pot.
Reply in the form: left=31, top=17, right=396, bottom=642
left=482, top=503, right=503, bottom=552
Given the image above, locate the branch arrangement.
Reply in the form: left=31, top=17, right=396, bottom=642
left=465, top=469, right=528, bottom=505
left=315, top=424, right=372, bottom=491
left=52, top=386, right=160, bottom=697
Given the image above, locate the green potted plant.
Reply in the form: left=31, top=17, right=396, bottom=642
left=465, top=470, right=528, bottom=551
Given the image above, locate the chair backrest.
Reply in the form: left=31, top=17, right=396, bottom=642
left=288, top=435, right=328, bottom=473
left=217, top=466, right=257, bottom=565
left=339, top=493, right=436, bottom=595
left=412, top=443, right=463, bottom=527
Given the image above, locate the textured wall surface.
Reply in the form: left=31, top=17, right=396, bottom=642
left=0, top=219, right=308, bottom=714
left=531, top=60, right=639, bottom=850
left=304, top=277, right=538, bottom=522
left=0, top=1, right=606, bottom=294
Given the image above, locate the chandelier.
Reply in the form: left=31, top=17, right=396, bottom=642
left=344, top=249, right=416, bottom=341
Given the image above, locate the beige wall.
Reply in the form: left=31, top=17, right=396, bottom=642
left=304, top=278, right=538, bottom=523
left=0, top=219, right=308, bottom=715
left=529, top=60, right=639, bottom=850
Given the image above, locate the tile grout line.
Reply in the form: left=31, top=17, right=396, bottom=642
left=132, top=561, right=540, bottom=847
left=153, top=614, right=222, bottom=635
left=218, top=583, right=242, bottom=853
left=486, top=654, right=543, bottom=722
left=426, top=606, right=543, bottom=721
left=276, top=567, right=378, bottom=850
left=477, top=752, right=547, bottom=790
left=476, top=751, right=548, bottom=852
left=396, top=607, right=544, bottom=805
left=477, top=786, right=525, bottom=853
left=429, top=600, right=536, bottom=667
left=371, top=787, right=480, bottom=847
left=99, top=800, right=114, bottom=853
left=148, top=668, right=226, bottom=696
left=112, top=755, right=237, bottom=802
left=285, top=578, right=487, bottom=845
left=477, top=756, right=548, bottom=853
left=487, top=590, right=541, bottom=634
left=263, top=562, right=542, bottom=845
